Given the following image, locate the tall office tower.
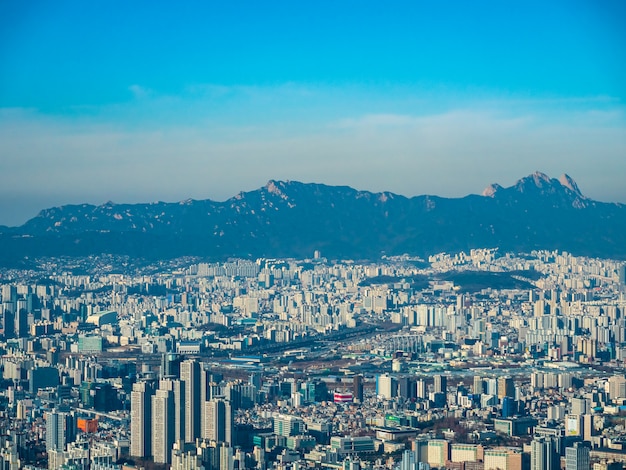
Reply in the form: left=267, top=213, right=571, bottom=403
left=353, top=375, right=364, bottom=403
left=161, top=353, right=182, bottom=379
left=416, top=379, right=427, bottom=399
left=152, top=388, right=175, bottom=464
left=400, top=450, right=418, bottom=470
left=483, top=377, right=497, bottom=396
left=26, top=292, right=38, bottom=315
left=1, top=308, right=14, bottom=339
left=376, top=374, right=395, bottom=399
left=433, top=375, right=447, bottom=394
left=531, top=437, right=557, bottom=470
left=46, top=410, right=76, bottom=452
left=498, top=376, right=515, bottom=399
left=14, top=308, right=28, bottom=338
left=473, top=376, right=483, bottom=395
left=130, top=380, right=155, bottom=458
left=181, top=359, right=201, bottom=443
left=565, top=442, right=590, bottom=470
left=203, top=398, right=233, bottom=445
left=397, top=376, right=414, bottom=400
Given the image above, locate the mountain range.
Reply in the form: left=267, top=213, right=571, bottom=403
left=1, top=171, right=625, bottom=265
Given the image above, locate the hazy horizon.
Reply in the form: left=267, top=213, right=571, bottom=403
left=0, top=170, right=619, bottom=228
left=1, top=1, right=625, bottom=226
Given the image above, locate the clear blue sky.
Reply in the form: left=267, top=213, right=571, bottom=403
left=1, top=1, right=625, bottom=225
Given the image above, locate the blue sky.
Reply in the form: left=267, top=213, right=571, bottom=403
left=1, top=1, right=625, bottom=226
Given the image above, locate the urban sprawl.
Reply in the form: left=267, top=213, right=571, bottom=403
left=1, top=249, right=626, bottom=470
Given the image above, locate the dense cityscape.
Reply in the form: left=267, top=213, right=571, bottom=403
left=0, top=248, right=624, bottom=470
left=3, top=1, right=625, bottom=470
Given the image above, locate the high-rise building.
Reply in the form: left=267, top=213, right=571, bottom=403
left=486, top=377, right=498, bottom=396
left=416, top=379, right=427, bottom=399
left=411, top=439, right=429, bottom=465
left=1, top=285, right=17, bottom=303
left=400, top=450, right=418, bottom=470
left=15, top=308, right=28, bottom=338
left=152, top=387, right=175, bottom=464
left=225, top=381, right=243, bottom=410
left=565, top=442, right=590, bottom=470
left=203, top=398, right=233, bottom=445
left=583, top=414, right=596, bottom=442
left=161, top=353, right=182, bottom=379
left=2, top=308, right=14, bottom=339
left=353, top=375, right=364, bottom=403
left=608, top=375, right=626, bottom=402
left=220, top=442, right=234, bottom=470
left=376, top=374, right=395, bottom=399
left=433, top=375, right=447, bottom=394
left=162, top=379, right=186, bottom=443
left=181, top=359, right=201, bottom=442
left=502, top=397, right=517, bottom=418
left=397, top=376, right=415, bottom=400
left=571, top=397, right=588, bottom=416
left=498, top=376, right=515, bottom=399
left=531, top=437, right=557, bottom=470
left=200, top=367, right=223, bottom=437
left=130, top=380, right=155, bottom=459
left=473, top=376, right=483, bottom=395
left=46, top=410, right=76, bottom=452
left=249, top=371, right=262, bottom=389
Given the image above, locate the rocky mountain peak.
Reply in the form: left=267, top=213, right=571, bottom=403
left=559, top=173, right=584, bottom=198
left=265, top=180, right=285, bottom=196
left=264, top=180, right=295, bottom=203
left=514, top=171, right=553, bottom=192
left=482, top=183, right=503, bottom=198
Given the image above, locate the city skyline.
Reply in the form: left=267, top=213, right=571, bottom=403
left=1, top=1, right=625, bottom=226
left=1, top=248, right=626, bottom=469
